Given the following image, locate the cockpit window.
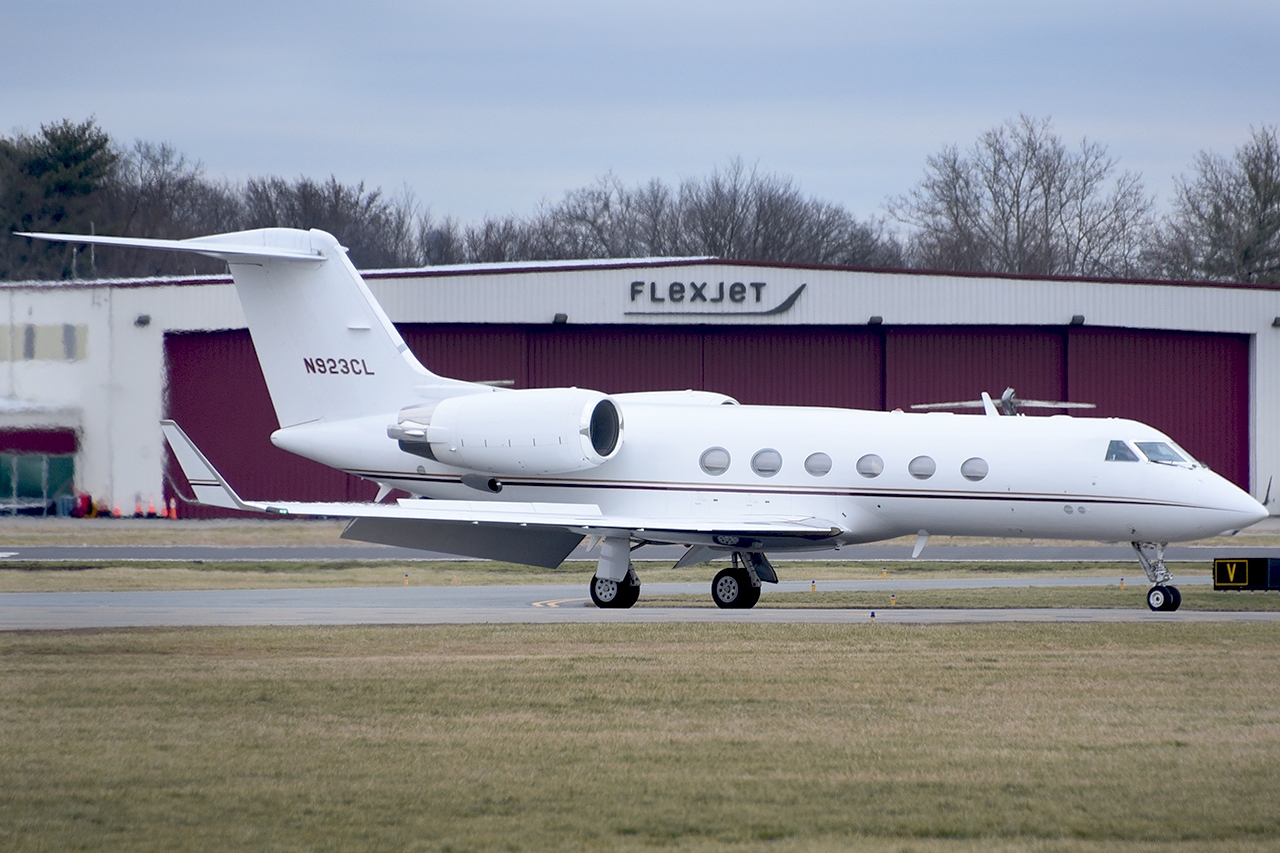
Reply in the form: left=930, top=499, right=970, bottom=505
left=1135, top=441, right=1187, bottom=464
left=1106, top=440, right=1139, bottom=462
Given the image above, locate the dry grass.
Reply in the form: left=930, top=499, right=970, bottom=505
left=0, top=517, right=355, bottom=547
left=1, top=622, right=1278, bottom=852
left=0, top=559, right=1211, bottom=593
left=645, top=585, right=1280, bottom=611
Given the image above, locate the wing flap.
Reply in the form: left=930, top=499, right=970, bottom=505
left=341, top=517, right=585, bottom=568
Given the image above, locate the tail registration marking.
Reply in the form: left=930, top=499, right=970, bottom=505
left=304, top=357, right=375, bottom=375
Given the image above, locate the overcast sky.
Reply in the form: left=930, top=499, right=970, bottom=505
left=4, top=1, right=1278, bottom=225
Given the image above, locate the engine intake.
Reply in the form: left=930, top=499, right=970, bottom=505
left=389, top=387, right=623, bottom=475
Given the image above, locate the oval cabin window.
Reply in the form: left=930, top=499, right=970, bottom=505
left=804, top=452, right=832, bottom=476
left=908, top=455, right=936, bottom=480
left=751, top=449, right=783, bottom=477
left=960, top=457, right=989, bottom=481
left=700, top=447, right=730, bottom=475
left=856, top=454, right=884, bottom=478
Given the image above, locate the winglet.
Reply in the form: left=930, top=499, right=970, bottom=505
left=160, top=420, right=252, bottom=510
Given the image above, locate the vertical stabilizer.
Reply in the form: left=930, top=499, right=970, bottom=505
left=222, top=229, right=432, bottom=426
left=19, top=227, right=479, bottom=427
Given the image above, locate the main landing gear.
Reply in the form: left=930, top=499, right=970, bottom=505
left=589, top=569, right=641, bottom=609
left=589, top=537, right=641, bottom=609
left=711, top=552, right=776, bottom=609
left=587, top=539, right=778, bottom=610
left=1132, top=541, right=1181, bottom=612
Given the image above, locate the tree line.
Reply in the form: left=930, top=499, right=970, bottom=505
left=2, top=116, right=1276, bottom=284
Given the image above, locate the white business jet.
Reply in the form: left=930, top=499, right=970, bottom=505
left=22, top=228, right=1269, bottom=611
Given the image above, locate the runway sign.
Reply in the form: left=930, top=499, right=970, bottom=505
left=1213, top=557, right=1280, bottom=590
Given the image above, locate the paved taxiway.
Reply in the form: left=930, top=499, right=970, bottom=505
left=5, top=577, right=1279, bottom=630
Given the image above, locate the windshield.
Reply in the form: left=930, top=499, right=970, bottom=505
left=1135, top=441, right=1187, bottom=464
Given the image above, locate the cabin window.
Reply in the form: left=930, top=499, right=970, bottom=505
left=700, top=447, right=730, bottom=475
left=960, top=457, right=989, bottom=481
left=908, top=455, right=936, bottom=480
left=751, top=448, right=783, bottom=477
left=856, top=454, right=884, bottom=478
left=804, top=452, right=832, bottom=476
left=1135, top=442, right=1186, bottom=464
left=1105, top=440, right=1140, bottom=462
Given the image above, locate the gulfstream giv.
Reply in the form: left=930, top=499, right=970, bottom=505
left=23, top=228, right=1269, bottom=611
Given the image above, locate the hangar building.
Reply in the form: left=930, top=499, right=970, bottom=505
left=5, top=257, right=1279, bottom=516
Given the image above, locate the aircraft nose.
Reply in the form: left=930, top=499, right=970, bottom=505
left=1211, top=479, right=1270, bottom=530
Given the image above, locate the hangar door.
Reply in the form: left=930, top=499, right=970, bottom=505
left=163, top=324, right=1251, bottom=514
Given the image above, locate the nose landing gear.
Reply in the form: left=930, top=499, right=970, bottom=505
left=1132, top=541, right=1181, bottom=612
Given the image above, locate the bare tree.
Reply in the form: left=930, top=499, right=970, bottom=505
left=889, top=115, right=1153, bottom=277
left=241, top=176, right=420, bottom=269
left=1149, top=126, right=1280, bottom=284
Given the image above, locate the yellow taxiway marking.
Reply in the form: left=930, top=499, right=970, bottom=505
left=532, top=597, right=588, bottom=608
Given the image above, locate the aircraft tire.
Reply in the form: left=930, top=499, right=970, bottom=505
left=1168, top=586, right=1182, bottom=611
left=590, top=576, right=622, bottom=608
left=617, top=580, right=641, bottom=609
left=712, top=567, right=749, bottom=609
left=1147, top=586, right=1170, bottom=611
left=738, top=583, right=761, bottom=609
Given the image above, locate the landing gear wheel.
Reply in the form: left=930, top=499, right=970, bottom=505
left=1147, top=586, right=1173, bottom=612
left=590, top=576, right=621, bottom=608
left=617, top=579, right=641, bottom=609
left=1167, top=586, right=1181, bottom=612
left=590, top=575, right=639, bottom=609
left=711, top=567, right=759, bottom=609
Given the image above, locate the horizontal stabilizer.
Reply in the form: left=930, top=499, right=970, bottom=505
left=16, top=230, right=325, bottom=264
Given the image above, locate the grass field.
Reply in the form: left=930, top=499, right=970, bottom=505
left=2, top=622, right=1278, bottom=852
left=0, top=558, right=1217, bottom=592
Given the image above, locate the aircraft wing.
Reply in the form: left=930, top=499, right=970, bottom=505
left=161, top=420, right=844, bottom=568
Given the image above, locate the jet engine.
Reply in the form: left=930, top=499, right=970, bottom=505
left=389, top=388, right=623, bottom=475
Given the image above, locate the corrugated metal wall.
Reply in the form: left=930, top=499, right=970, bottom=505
left=704, top=329, right=882, bottom=408
left=162, top=331, right=377, bottom=517
left=529, top=328, right=705, bottom=392
left=1067, top=328, right=1250, bottom=487
left=884, top=327, right=1066, bottom=412
left=164, top=324, right=1252, bottom=514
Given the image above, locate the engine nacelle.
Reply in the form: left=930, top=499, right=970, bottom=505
left=390, top=388, right=623, bottom=475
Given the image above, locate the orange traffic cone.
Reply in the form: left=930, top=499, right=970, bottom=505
left=168, top=497, right=178, bottom=519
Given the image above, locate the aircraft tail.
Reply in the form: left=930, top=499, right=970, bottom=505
left=20, top=228, right=475, bottom=427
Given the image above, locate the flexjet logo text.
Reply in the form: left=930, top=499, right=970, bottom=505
left=624, top=279, right=807, bottom=317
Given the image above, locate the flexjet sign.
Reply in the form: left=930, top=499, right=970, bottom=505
left=625, top=279, right=806, bottom=316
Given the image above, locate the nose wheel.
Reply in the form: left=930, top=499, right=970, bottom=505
left=1146, top=585, right=1181, bottom=612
